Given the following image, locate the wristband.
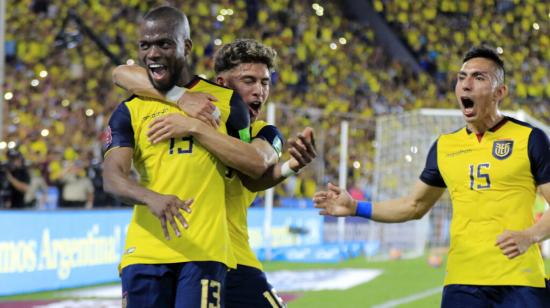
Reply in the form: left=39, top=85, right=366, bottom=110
left=281, top=161, right=299, bottom=177
left=355, top=201, right=372, bottom=219
left=166, top=86, right=187, bottom=103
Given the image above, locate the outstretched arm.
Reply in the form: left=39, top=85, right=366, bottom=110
left=314, top=180, right=445, bottom=222
left=496, top=182, right=550, bottom=259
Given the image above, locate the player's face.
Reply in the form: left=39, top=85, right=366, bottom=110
left=138, top=20, right=190, bottom=92
left=455, top=57, right=505, bottom=124
left=217, top=63, right=270, bottom=123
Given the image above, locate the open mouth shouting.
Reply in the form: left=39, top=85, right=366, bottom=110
left=148, top=63, right=168, bottom=82
left=461, top=96, right=475, bottom=117
left=248, top=101, right=262, bottom=120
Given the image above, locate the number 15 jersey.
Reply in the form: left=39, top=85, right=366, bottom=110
left=420, top=116, right=550, bottom=287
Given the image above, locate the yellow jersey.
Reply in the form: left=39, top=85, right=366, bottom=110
left=104, top=76, right=250, bottom=270
left=225, top=120, right=284, bottom=270
left=420, top=117, right=550, bottom=287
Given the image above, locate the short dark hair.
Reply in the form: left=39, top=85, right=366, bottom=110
left=143, top=6, right=190, bottom=39
left=214, top=39, right=277, bottom=74
left=463, top=46, right=505, bottom=83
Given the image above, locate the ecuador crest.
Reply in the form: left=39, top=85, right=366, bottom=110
left=492, top=140, right=513, bottom=160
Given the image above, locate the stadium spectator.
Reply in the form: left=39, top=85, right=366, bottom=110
left=314, top=46, right=550, bottom=307
left=59, top=161, right=94, bottom=208
left=3, top=1, right=549, bottom=205
left=2, top=150, right=31, bottom=209
left=24, top=164, right=49, bottom=208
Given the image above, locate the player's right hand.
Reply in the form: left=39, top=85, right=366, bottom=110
left=148, top=113, right=200, bottom=144
left=146, top=194, right=193, bottom=240
left=177, top=91, right=220, bottom=128
left=313, top=183, right=356, bottom=217
left=287, top=127, right=317, bottom=171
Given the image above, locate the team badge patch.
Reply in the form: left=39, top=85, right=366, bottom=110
left=492, top=140, right=513, bottom=160
left=102, top=126, right=113, bottom=149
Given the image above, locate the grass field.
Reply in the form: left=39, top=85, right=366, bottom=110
left=2, top=257, right=549, bottom=308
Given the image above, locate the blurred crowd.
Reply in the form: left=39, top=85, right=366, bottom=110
left=2, top=0, right=548, bottom=208
left=376, top=0, right=550, bottom=120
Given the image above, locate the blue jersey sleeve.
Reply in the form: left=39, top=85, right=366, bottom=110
left=226, top=92, right=251, bottom=142
left=528, top=127, right=550, bottom=185
left=254, top=125, right=284, bottom=158
left=419, top=140, right=446, bottom=187
left=104, top=102, right=134, bottom=153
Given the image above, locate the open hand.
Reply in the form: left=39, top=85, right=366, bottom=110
left=313, top=183, right=356, bottom=217
left=177, top=92, right=220, bottom=128
left=287, top=127, right=317, bottom=171
left=495, top=229, right=535, bottom=259
left=146, top=193, right=193, bottom=240
left=147, top=113, right=200, bottom=144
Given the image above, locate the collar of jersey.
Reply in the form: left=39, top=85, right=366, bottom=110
left=465, top=116, right=509, bottom=134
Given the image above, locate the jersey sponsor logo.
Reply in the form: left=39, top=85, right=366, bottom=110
left=142, top=108, right=169, bottom=121
left=492, top=140, right=513, bottom=160
left=446, top=149, right=473, bottom=158
left=102, top=126, right=112, bottom=149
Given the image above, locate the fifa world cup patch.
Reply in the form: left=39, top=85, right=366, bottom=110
left=492, top=140, right=513, bottom=160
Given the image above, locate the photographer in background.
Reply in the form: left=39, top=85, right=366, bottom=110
left=2, top=149, right=31, bottom=209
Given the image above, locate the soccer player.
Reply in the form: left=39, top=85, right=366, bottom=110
left=103, top=6, right=251, bottom=307
left=113, top=39, right=317, bottom=307
left=314, top=46, right=550, bottom=307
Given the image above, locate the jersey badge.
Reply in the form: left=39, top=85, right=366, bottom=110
left=492, top=140, right=513, bottom=160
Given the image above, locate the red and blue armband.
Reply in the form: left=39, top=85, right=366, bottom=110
left=355, top=201, right=372, bottom=219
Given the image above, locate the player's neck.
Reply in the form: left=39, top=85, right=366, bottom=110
left=467, top=112, right=504, bottom=135
left=175, top=66, right=193, bottom=87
